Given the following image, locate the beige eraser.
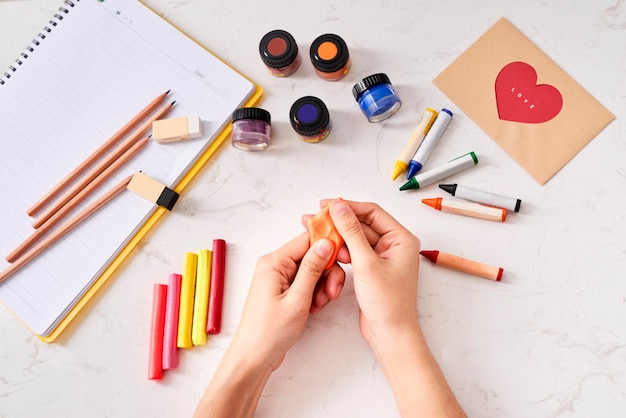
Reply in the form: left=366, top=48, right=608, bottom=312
left=152, top=116, right=203, bottom=144
left=127, top=172, right=179, bottom=210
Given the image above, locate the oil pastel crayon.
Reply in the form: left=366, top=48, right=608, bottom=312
left=421, top=197, right=507, bottom=222
left=192, top=249, right=212, bottom=346
left=420, top=250, right=503, bottom=281
left=400, top=151, right=478, bottom=191
left=148, top=284, right=168, bottom=380
left=177, top=252, right=197, bottom=348
left=163, top=273, right=182, bottom=370
left=207, top=239, right=226, bottom=334
left=406, top=108, right=453, bottom=179
left=391, top=108, right=438, bottom=180
left=439, top=184, right=521, bottom=212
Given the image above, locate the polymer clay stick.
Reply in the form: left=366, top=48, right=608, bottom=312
left=162, top=273, right=181, bottom=370
left=192, top=249, right=212, bottom=345
left=148, top=283, right=167, bottom=380
left=127, top=171, right=179, bottom=210
left=206, top=239, right=226, bottom=334
left=307, top=205, right=344, bottom=269
left=177, top=252, right=197, bottom=348
left=152, top=115, right=202, bottom=144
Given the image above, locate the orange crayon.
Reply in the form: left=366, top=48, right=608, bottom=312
left=420, top=250, right=503, bottom=281
left=422, top=197, right=506, bottom=222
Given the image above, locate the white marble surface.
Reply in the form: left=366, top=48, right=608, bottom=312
left=1, top=0, right=625, bottom=417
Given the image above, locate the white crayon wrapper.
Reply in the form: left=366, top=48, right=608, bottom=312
left=412, top=152, right=478, bottom=189
left=452, top=185, right=521, bottom=212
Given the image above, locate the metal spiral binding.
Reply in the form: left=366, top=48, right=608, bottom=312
left=1, top=0, right=79, bottom=86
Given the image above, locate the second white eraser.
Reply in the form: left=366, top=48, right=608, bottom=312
left=153, top=116, right=203, bottom=144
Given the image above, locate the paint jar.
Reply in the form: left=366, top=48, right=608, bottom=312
left=352, top=73, right=402, bottom=122
left=231, top=107, right=271, bottom=151
left=289, top=96, right=331, bottom=143
left=259, top=30, right=301, bottom=77
left=309, top=34, right=351, bottom=81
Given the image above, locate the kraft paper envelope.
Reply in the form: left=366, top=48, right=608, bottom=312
left=433, top=17, right=615, bottom=185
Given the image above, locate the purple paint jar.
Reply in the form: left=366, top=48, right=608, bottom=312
left=231, top=107, right=271, bottom=151
left=289, top=96, right=331, bottom=143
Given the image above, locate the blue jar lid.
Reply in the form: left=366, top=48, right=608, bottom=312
left=352, top=73, right=392, bottom=100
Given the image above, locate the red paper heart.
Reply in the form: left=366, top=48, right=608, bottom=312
left=495, top=61, right=563, bottom=123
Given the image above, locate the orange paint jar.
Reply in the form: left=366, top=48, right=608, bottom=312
left=309, top=34, right=351, bottom=81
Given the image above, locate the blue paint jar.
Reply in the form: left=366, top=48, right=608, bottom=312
left=352, top=73, right=402, bottom=122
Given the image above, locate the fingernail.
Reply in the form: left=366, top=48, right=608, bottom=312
left=333, top=282, right=343, bottom=299
left=330, top=200, right=348, bottom=216
left=318, top=292, right=330, bottom=307
left=314, top=239, right=333, bottom=258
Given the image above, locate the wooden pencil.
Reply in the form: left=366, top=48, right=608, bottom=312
left=6, top=137, right=149, bottom=263
left=1, top=175, right=133, bottom=284
left=32, top=100, right=175, bottom=228
left=26, top=90, right=170, bottom=216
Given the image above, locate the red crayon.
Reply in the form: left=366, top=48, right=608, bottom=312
left=206, top=239, right=226, bottom=334
left=148, top=284, right=168, bottom=380
left=420, top=250, right=503, bottom=281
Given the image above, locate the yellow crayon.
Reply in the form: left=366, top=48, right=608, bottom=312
left=392, top=108, right=438, bottom=180
left=177, top=252, right=197, bottom=348
left=192, top=249, right=212, bottom=346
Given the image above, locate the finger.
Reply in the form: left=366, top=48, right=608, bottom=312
left=324, top=199, right=405, bottom=240
left=328, top=199, right=376, bottom=263
left=310, top=264, right=345, bottom=314
left=301, top=214, right=312, bottom=230
left=335, top=245, right=351, bottom=264
left=303, top=212, right=352, bottom=263
left=289, top=238, right=335, bottom=303
left=305, top=212, right=373, bottom=243
left=320, top=199, right=381, bottom=247
left=324, top=264, right=345, bottom=300
left=271, top=231, right=311, bottom=265
left=258, top=232, right=314, bottom=284
left=311, top=276, right=329, bottom=313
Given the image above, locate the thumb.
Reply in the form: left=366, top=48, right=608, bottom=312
left=328, top=200, right=374, bottom=262
left=289, top=238, right=334, bottom=302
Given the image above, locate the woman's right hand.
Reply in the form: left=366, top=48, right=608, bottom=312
left=316, top=199, right=422, bottom=352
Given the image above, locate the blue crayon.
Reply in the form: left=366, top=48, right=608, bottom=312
left=407, top=108, right=453, bottom=179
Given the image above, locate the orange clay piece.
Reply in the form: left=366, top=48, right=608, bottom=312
left=307, top=204, right=344, bottom=270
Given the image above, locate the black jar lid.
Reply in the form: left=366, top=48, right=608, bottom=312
left=232, top=107, right=271, bottom=125
left=259, top=30, right=299, bottom=69
left=309, top=34, right=350, bottom=73
left=352, top=73, right=392, bottom=100
left=289, top=96, right=330, bottom=136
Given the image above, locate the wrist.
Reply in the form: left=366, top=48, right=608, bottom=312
left=193, top=340, right=274, bottom=418
left=367, top=318, right=424, bottom=358
left=369, top=321, right=466, bottom=417
left=224, top=336, right=277, bottom=378
left=370, top=318, right=428, bottom=360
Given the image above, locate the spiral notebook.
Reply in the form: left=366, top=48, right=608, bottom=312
left=0, top=0, right=261, bottom=342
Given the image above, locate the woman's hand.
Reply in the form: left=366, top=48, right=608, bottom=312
left=229, top=232, right=345, bottom=371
